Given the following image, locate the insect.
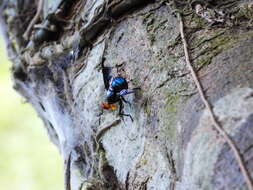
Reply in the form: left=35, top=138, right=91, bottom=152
left=101, top=58, right=140, bottom=121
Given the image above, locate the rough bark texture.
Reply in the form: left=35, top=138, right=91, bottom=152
left=1, top=0, right=253, bottom=189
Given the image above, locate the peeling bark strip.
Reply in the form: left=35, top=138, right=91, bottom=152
left=172, top=1, right=253, bottom=189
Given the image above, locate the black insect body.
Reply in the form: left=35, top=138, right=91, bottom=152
left=101, top=59, right=139, bottom=121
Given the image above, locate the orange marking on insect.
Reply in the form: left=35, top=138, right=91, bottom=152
left=101, top=103, right=117, bottom=110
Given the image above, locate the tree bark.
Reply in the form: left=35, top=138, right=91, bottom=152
left=1, top=0, right=253, bottom=189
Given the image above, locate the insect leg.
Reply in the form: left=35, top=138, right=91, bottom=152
left=118, top=100, right=133, bottom=122
left=121, top=96, right=131, bottom=107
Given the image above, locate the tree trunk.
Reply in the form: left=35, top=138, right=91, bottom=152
left=1, top=0, right=253, bottom=189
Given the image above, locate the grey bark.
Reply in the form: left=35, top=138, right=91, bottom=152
left=1, top=0, right=253, bottom=190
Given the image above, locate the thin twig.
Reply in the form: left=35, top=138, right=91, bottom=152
left=23, top=0, right=44, bottom=40
left=65, top=152, right=72, bottom=190
left=177, top=8, right=253, bottom=190
left=95, top=119, right=121, bottom=151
